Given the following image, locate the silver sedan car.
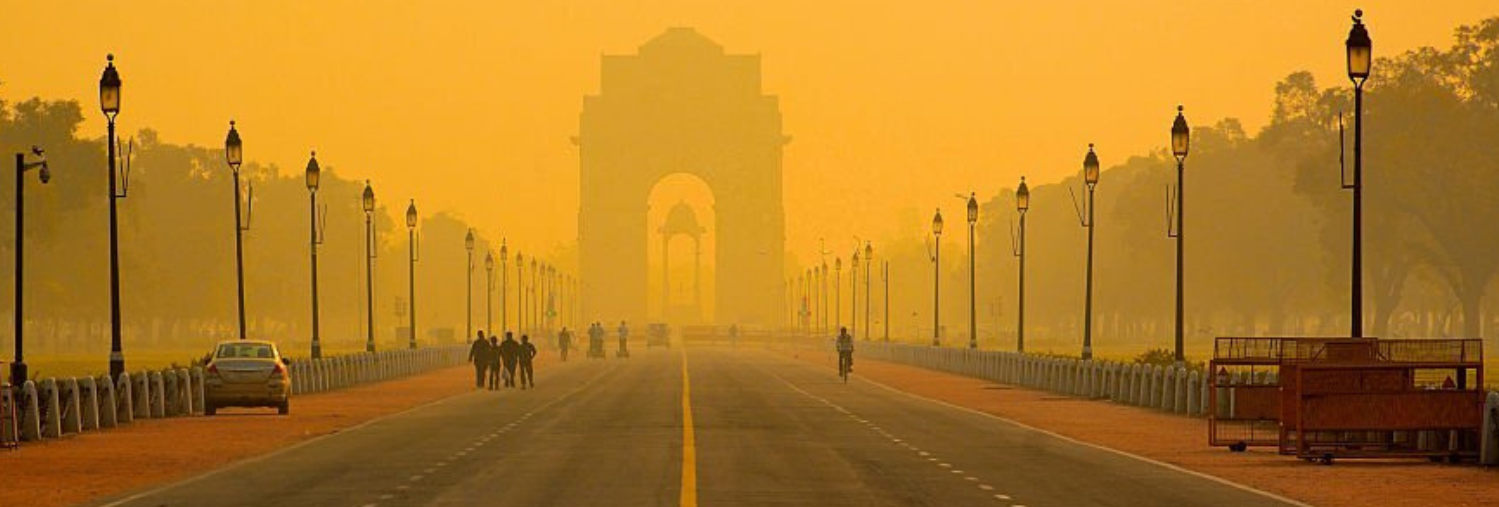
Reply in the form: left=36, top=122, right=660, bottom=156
left=203, top=340, right=292, bottom=415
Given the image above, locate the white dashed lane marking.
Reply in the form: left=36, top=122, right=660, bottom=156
left=768, top=369, right=1031, bottom=507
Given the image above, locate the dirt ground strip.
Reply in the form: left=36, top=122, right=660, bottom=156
left=782, top=348, right=1499, bottom=507
left=2, top=363, right=487, bottom=507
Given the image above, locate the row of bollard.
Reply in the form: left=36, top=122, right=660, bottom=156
left=287, top=346, right=467, bottom=396
left=860, top=342, right=1215, bottom=417
left=856, top=342, right=1499, bottom=466
left=1, top=345, right=466, bottom=448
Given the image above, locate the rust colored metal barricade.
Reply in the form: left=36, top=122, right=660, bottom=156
left=1208, top=337, right=1342, bottom=449
left=1283, top=338, right=1485, bottom=462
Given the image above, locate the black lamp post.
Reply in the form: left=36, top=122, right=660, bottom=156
left=485, top=249, right=494, bottom=335
left=820, top=262, right=828, bottom=334
left=362, top=181, right=376, bottom=353
left=306, top=152, right=324, bottom=359
left=864, top=242, right=872, bottom=341
left=851, top=251, right=859, bottom=340
left=500, top=242, right=509, bottom=334
left=1014, top=177, right=1029, bottom=353
left=1077, top=144, right=1101, bottom=360
left=1346, top=9, right=1372, bottom=338
left=967, top=193, right=978, bottom=349
left=406, top=200, right=419, bottom=349
left=224, top=121, right=249, bottom=341
left=100, top=54, right=126, bottom=380
left=1170, top=106, right=1191, bottom=363
left=536, top=261, right=542, bottom=336
left=465, top=229, right=475, bottom=342
left=516, top=252, right=525, bottom=334
left=11, top=147, right=49, bottom=387
left=834, top=257, right=842, bottom=331
left=882, top=260, right=890, bottom=341
left=930, top=208, right=944, bottom=346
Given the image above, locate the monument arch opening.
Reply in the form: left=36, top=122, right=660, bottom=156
left=576, top=27, right=787, bottom=327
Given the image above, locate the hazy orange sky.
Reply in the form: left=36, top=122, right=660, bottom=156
left=2, top=1, right=1494, bottom=262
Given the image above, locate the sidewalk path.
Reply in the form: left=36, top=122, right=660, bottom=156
left=3, top=364, right=479, bottom=507
left=785, top=347, right=1499, bottom=507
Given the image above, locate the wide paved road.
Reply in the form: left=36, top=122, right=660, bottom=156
left=86, top=346, right=1302, bottom=507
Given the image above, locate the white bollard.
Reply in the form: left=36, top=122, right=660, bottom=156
left=20, top=381, right=41, bottom=441
left=40, top=378, right=61, bottom=438
left=1160, top=368, right=1175, bottom=411
left=192, top=367, right=206, bottom=415
left=62, top=378, right=82, bottom=434
left=1200, top=369, right=1212, bottom=417
left=133, top=372, right=150, bottom=419
left=98, top=374, right=117, bottom=428
left=1173, top=367, right=1187, bottom=414
left=178, top=369, right=193, bottom=415
left=162, top=371, right=179, bottom=417
left=1481, top=391, right=1499, bottom=466
left=150, top=371, right=166, bottom=418
left=80, top=376, right=100, bottom=430
left=1186, top=370, right=1200, bottom=416
left=116, top=373, right=133, bottom=423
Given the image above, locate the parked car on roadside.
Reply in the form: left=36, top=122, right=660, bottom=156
left=203, top=340, right=291, bottom=415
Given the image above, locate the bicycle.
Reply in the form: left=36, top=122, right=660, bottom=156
left=838, top=352, right=851, bottom=383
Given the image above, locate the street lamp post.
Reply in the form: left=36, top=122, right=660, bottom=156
left=1346, top=9, right=1372, bottom=338
left=466, top=230, right=475, bottom=342
left=864, top=242, right=872, bottom=341
left=1170, top=106, right=1191, bottom=364
left=306, top=152, right=324, bottom=359
left=851, top=251, right=859, bottom=340
left=485, top=250, right=494, bottom=334
left=821, top=261, right=833, bottom=336
left=500, top=242, right=509, bottom=334
left=224, top=121, right=249, bottom=341
left=536, top=261, right=542, bottom=336
left=1072, top=144, right=1101, bottom=360
left=362, top=181, right=376, bottom=353
left=100, top=54, right=127, bottom=380
left=882, top=260, right=890, bottom=341
left=11, top=147, right=49, bottom=387
left=516, top=252, right=525, bottom=334
left=406, top=200, right=419, bottom=349
left=930, top=208, right=944, bottom=346
left=1014, top=178, right=1030, bottom=353
left=835, top=257, right=842, bottom=331
left=967, top=193, right=978, bottom=349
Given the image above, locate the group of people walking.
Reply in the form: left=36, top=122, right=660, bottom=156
left=467, top=331, right=538, bottom=390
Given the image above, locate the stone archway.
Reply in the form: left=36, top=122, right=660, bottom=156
left=576, top=27, right=788, bottom=326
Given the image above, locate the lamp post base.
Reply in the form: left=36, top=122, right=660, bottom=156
left=9, top=362, right=27, bottom=387
left=311, top=341, right=322, bottom=360
left=109, top=352, right=125, bottom=381
left=1082, top=345, right=1093, bottom=361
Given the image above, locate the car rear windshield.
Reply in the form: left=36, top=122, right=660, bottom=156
left=216, top=343, right=276, bottom=360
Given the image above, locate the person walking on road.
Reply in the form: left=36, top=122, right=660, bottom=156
left=616, top=321, right=630, bottom=358
left=557, top=327, right=572, bottom=362
left=519, top=335, right=539, bottom=389
left=487, top=335, right=502, bottom=390
left=468, top=331, right=492, bottom=389
left=500, top=332, right=522, bottom=388
left=589, top=322, right=605, bottom=359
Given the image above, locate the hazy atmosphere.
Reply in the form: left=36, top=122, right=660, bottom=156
left=4, top=4, right=1499, bottom=506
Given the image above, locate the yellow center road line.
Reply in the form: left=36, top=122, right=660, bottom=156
left=680, top=345, right=697, bottom=507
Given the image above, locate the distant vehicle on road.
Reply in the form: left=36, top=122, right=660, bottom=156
left=647, top=323, right=670, bottom=348
left=203, top=340, right=292, bottom=415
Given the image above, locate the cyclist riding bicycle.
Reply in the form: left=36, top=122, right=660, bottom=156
left=835, top=327, right=854, bottom=374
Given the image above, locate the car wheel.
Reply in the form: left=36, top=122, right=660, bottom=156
left=204, top=403, right=217, bottom=416
left=278, top=401, right=290, bottom=415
